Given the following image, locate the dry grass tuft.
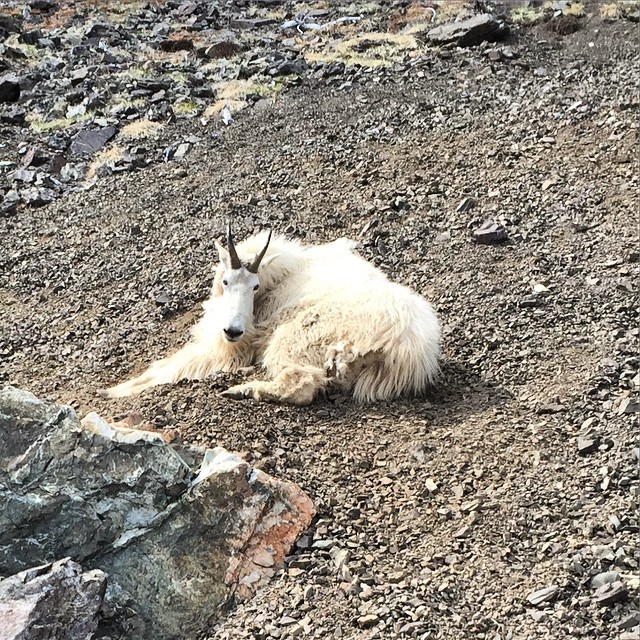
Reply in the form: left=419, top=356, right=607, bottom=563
left=86, top=145, right=126, bottom=180
left=120, top=119, right=164, bottom=140
left=305, top=31, right=418, bottom=68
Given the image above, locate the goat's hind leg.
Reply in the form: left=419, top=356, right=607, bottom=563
left=221, top=364, right=327, bottom=406
left=98, top=343, right=207, bottom=399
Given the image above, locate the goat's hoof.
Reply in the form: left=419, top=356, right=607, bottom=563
left=221, top=385, right=255, bottom=401
left=96, top=388, right=111, bottom=399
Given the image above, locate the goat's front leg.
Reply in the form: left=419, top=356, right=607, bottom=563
left=221, top=365, right=327, bottom=406
left=99, top=342, right=215, bottom=399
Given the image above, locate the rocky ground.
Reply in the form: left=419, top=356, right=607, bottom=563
left=1, top=0, right=639, bottom=639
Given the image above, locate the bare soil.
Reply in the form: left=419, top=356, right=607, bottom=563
left=1, top=3, right=639, bottom=639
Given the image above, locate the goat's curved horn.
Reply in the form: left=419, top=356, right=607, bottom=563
left=226, top=222, right=242, bottom=270
left=247, top=229, right=272, bottom=273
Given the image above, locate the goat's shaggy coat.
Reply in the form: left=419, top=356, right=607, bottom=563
left=101, top=231, right=441, bottom=405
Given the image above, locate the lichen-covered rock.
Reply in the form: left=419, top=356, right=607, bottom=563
left=0, top=558, right=106, bottom=640
left=0, top=387, right=315, bottom=639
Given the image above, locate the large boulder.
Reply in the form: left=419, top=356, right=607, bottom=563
left=427, top=13, right=508, bottom=47
left=0, top=386, right=315, bottom=639
left=0, top=558, right=106, bottom=640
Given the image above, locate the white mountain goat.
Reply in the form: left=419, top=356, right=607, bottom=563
left=99, top=225, right=441, bottom=405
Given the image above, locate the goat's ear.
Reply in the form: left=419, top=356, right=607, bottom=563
left=214, top=239, right=231, bottom=270
left=259, top=253, right=280, bottom=270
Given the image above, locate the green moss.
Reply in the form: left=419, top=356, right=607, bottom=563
left=510, top=5, right=543, bottom=24
left=174, top=100, right=200, bottom=115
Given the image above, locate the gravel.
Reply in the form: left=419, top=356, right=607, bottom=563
left=1, top=0, right=639, bottom=639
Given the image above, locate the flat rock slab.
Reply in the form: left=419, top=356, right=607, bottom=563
left=427, top=14, right=508, bottom=48
left=70, top=126, right=117, bottom=155
left=0, top=558, right=106, bottom=640
left=0, top=386, right=315, bottom=639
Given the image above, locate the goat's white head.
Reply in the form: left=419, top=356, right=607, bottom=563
left=214, top=224, right=274, bottom=343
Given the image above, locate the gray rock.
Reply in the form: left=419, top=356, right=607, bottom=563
left=456, top=196, right=475, bottom=213
left=590, top=571, right=620, bottom=589
left=427, top=14, right=508, bottom=48
left=0, top=73, right=21, bottom=103
left=618, top=612, right=640, bottom=630
left=174, top=142, right=191, bottom=159
left=0, top=387, right=315, bottom=639
left=527, top=585, right=558, bottom=606
left=70, top=126, right=117, bottom=156
left=11, top=169, right=35, bottom=183
left=473, top=220, right=508, bottom=244
left=0, top=558, right=106, bottom=640
left=594, top=580, right=628, bottom=605
left=23, top=187, right=57, bottom=207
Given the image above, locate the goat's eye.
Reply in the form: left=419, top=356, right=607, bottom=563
left=253, top=284, right=259, bottom=291
left=222, top=279, right=228, bottom=286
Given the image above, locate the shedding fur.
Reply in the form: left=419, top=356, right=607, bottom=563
left=99, top=230, right=441, bottom=405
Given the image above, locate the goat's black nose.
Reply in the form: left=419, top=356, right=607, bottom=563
left=223, top=327, right=244, bottom=341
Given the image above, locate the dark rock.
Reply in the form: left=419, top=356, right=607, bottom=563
left=28, top=0, right=58, bottom=11
left=230, top=18, right=278, bottom=29
left=136, top=78, right=171, bottom=93
left=18, top=29, right=42, bottom=45
left=427, top=14, right=508, bottom=47
left=547, top=14, right=583, bottom=36
left=22, top=146, right=50, bottom=168
left=192, top=85, right=214, bottom=98
left=456, top=196, right=475, bottom=212
left=47, top=133, right=68, bottom=151
left=618, top=613, right=640, bottom=630
left=70, top=126, right=117, bottom=156
left=149, top=102, right=175, bottom=123
left=158, top=37, right=194, bottom=52
left=0, top=109, right=27, bottom=127
left=577, top=436, right=600, bottom=455
left=270, top=59, right=307, bottom=76
left=196, top=32, right=242, bottom=59
left=537, top=403, right=564, bottom=414
left=593, top=581, right=628, bottom=605
left=49, top=154, right=67, bottom=174
left=0, top=14, right=23, bottom=36
left=519, top=294, right=542, bottom=308
left=473, top=220, right=508, bottom=244
left=0, top=559, right=106, bottom=640
left=0, top=73, right=21, bottom=103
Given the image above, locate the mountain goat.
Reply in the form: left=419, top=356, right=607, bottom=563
left=99, top=225, right=441, bottom=405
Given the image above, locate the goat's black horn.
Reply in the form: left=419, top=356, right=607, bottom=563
left=248, top=229, right=272, bottom=273
left=226, top=222, right=242, bottom=270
